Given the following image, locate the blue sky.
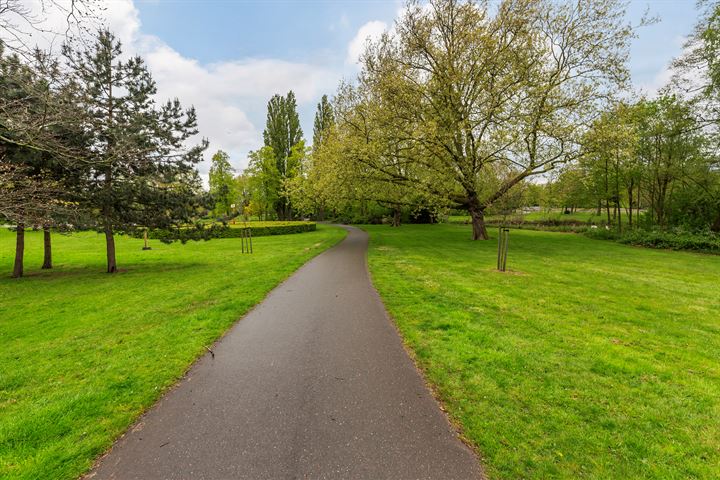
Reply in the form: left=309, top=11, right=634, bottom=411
left=119, top=0, right=701, bottom=176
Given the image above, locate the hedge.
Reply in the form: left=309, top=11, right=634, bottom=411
left=222, top=222, right=316, bottom=237
left=137, top=222, right=316, bottom=243
left=584, top=228, right=720, bottom=254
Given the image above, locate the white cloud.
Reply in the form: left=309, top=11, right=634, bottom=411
left=346, top=20, right=387, bottom=65
left=636, top=63, right=675, bottom=96
left=3, top=0, right=340, bottom=180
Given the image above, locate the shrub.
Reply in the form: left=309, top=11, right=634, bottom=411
left=585, top=227, right=720, bottom=253
left=138, top=222, right=316, bottom=243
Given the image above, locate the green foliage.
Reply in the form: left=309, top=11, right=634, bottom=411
left=261, top=91, right=304, bottom=219
left=61, top=30, right=209, bottom=271
left=366, top=224, right=720, bottom=479
left=316, top=0, right=635, bottom=239
left=142, top=221, right=316, bottom=242
left=585, top=227, right=720, bottom=253
left=208, top=150, right=236, bottom=217
left=246, top=146, right=281, bottom=220
left=312, top=94, right=334, bottom=147
left=263, top=91, right=303, bottom=170
left=0, top=226, right=346, bottom=480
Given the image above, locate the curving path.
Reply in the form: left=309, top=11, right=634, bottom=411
left=89, top=226, right=483, bottom=480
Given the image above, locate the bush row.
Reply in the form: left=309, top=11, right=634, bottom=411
left=137, top=222, right=316, bottom=243
left=223, top=223, right=317, bottom=237
left=584, top=228, right=720, bottom=253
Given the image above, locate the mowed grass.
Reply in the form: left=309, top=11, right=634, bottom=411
left=365, top=224, right=720, bottom=479
left=0, top=225, right=345, bottom=480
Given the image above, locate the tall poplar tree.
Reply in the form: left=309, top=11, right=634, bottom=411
left=313, top=94, right=334, bottom=147
left=63, top=30, right=208, bottom=273
left=262, top=91, right=303, bottom=219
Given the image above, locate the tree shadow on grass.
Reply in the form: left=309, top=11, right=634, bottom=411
left=0, top=262, right=207, bottom=283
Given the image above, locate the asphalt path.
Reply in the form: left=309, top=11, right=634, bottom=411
left=89, top=226, right=482, bottom=480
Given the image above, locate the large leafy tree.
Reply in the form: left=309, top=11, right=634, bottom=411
left=262, top=91, right=303, bottom=219
left=208, top=150, right=236, bottom=217
left=672, top=2, right=720, bottom=230
left=246, top=146, right=281, bottom=220
left=63, top=30, right=208, bottom=273
left=581, top=102, right=641, bottom=229
left=349, top=0, right=635, bottom=239
left=634, top=96, right=705, bottom=227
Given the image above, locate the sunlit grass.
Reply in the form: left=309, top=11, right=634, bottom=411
left=366, top=224, right=720, bottom=479
left=0, top=225, right=345, bottom=480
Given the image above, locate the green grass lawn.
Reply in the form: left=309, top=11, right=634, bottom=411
left=0, top=225, right=345, bottom=480
left=365, top=224, right=720, bottom=479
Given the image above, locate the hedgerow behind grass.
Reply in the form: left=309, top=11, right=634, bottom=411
left=142, top=221, right=316, bottom=243
left=585, top=227, right=720, bottom=253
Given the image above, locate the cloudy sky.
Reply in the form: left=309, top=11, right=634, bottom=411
left=12, top=0, right=702, bottom=179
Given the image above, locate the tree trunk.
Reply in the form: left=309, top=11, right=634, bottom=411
left=627, top=182, right=634, bottom=228
left=104, top=223, right=117, bottom=273
left=12, top=224, right=25, bottom=278
left=42, top=226, right=52, bottom=269
left=606, top=200, right=611, bottom=225
left=468, top=201, right=489, bottom=240
left=635, top=182, right=642, bottom=227
left=392, top=207, right=401, bottom=227
left=712, top=212, right=720, bottom=233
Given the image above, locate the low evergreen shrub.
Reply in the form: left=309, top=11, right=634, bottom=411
left=137, top=222, right=316, bottom=243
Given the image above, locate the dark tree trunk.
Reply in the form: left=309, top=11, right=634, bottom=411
left=606, top=200, right=611, bottom=225
left=104, top=223, right=117, bottom=273
left=712, top=212, right=720, bottom=233
left=627, top=182, right=634, bottom=228
left=12, top=224, right=25, bottom=278
left=392, top=207, right=401, bottom=227
left=468, top=199, right=489, bottom=240
left=42, top=226, right=52, bottom=269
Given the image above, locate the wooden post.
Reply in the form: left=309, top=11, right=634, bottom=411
left=502, top=228, right=509, bottom=272
left=497, top=227, right=509, bottom=272
left=497, top=227, right=503, bottom=271
left=142, top=229, right=152, bottom=250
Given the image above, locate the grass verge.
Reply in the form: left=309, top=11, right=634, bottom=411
left=365, top=224, right=720, bottom=479
left=0, top=225, right=346, bottom=480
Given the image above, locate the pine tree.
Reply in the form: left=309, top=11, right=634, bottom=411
left=63, top=30, right=208, bottom=273
left=0, top=47, right=81, bottom=277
